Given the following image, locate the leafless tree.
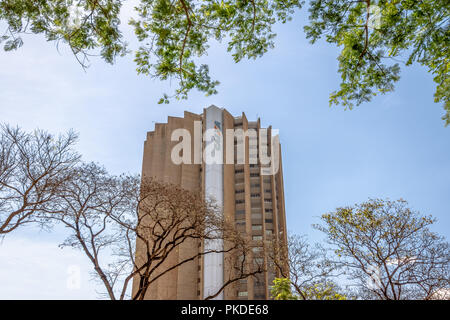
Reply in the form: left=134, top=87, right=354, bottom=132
left=315, top=198, right=450, bottom=300
left=268, top=233, right=344, bottom=299
left=130, top=177, right=263, bottom=300
left=0, top=124, right=80, bottom=235
left=205, top=236, right=265, bottom=300
left=51, top=163, right=262, bottom=300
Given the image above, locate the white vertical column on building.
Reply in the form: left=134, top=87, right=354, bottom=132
left=203, top=105, right=224, bottom=300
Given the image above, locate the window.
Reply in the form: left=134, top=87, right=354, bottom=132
left=251, top=183, right=260, bottom=188
left=235, top=169, right=244, bottom=174
left=252, top=225, right=262, bottom=231
left=235, top=189, right=244, bottom=194
left=265, top=208, right=273, bottom=213
left=251, top=193, right=260, bottom=198
left=250, top=173, right=259, bottom=177
left=238, top=291, right=248, bottom=297
left=252, top=236, right=263, bottom=241
left=251, top=213, right=261, bottom=219
left=265, top=219, right=273, bottom=224
left=236, top=199, right=245, bottom=204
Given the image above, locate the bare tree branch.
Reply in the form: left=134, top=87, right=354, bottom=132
left=0, top=124, right=80, bottom=235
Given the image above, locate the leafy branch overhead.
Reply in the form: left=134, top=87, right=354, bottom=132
left=305, top=0, right=450, bottom=124
left=130, top=0, right=303, bottom=103
left=1, top=1, right=448, bottom=123
left=0, top=0, right=127, bottom=66
left=0, top=0, right=302, bottom=103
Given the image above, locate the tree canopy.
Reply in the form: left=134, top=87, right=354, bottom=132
left=270, top=277, right=348, bottom=300
left=305, top=0, right=450, bottom=125
left=315, top=198, right=450, bottom=300
left=0, top=124, right=80, bottom=235
left=1, top=1, right=448, bottom=122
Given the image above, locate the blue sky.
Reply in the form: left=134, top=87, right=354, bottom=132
left=0, top=4, right=449, bottom=299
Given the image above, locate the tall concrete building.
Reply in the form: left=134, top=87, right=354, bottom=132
left=132, top=105, right=287, bottom=300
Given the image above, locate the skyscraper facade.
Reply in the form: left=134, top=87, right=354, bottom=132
left=132, top=105, right=287, bottom=300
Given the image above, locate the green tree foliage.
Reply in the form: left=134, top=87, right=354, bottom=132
left=300, top=282, right=347, bottom=300
left=305, top=0, right=450, bottom=125
left=0, top=0, right=303, bottom=102
left=129, top=0, right=303, bottom=103
left=0, top=0, right=127, bottom=66
left=270, top=278, right=298, bottom=300
left=315, top=198, right=450, bottom=300
left=1, top=1, right=448, bottom=123
left=270, top=277, right=347, bottom=300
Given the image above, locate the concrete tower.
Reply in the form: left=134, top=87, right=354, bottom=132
left=132, top=106, right=287, bottom=300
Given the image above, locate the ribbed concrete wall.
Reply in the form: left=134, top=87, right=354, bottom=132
left=133, top=106, right=287, bottom=300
